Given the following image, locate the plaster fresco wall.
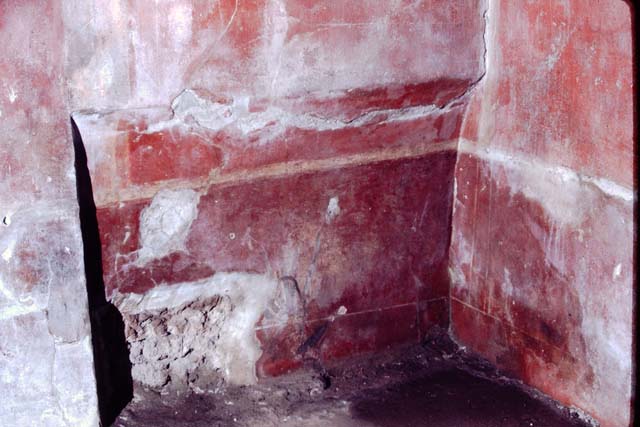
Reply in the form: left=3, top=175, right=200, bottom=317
left=0, top=0, right=634, bottom=425
left=70, top=0, right=486, bottom=392
left=0, top=2, right=99, bottom=426
left=448, top=2, right=635, bottom=426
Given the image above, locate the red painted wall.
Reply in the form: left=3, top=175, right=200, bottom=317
left=1, top=0, right=633, bottom=424
left=72, top=0, right=486, bottom=376
left=449, top=1, right=634, bottom=426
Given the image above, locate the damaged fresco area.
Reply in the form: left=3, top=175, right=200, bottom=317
left=115, top=273, right=279, bottom=391
left=449, top=149, right=633, bottom=427
left=106, top=188, right=281, bottom=391
left=448, top=2, right=634, bottom=426
left=67, top=4, right=486, bottom=396
left=3, top=0, right=632, bottom=426
left=93, top=151, right=458, bottom=386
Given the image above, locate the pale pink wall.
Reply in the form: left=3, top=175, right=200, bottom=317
left=0, top=2, right=99, bottom=425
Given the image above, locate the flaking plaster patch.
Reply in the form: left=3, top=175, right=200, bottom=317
left=8, top=87, right=17, bottom=103
left=2, top=241, right=14, bottom=262
left=156, top=88, right=468, bottom=145
left=136, top=189, right=200, bottom=265
left=459, top=141, right=634, bottom=227
left=612, top=263, right=622, bottom=280
left=169, top=89, right=238, bottom=132
left=325, top=196, right=340, bottom=223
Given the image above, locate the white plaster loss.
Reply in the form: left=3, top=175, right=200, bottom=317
left=113, top=272, right=279, bottom=388
left=447, top=224, right=473, bottom=294
left=261, top=274, right=304, bottom=328
left=8, top=87, right=17, bottom=103
left=0, top=278, right=38, bottom=320
left=155, top=88, right=467, bottom=144
left=168, top=4, right=193, bottom=48
left=2, top=240, right=14, bottom=262
left=612, top=263, right=622, bottom=280
left=279, top=239, right=299, bottom=275
left=582, top=176, right=635, bottom=203
left=580, top=310, right=632, bottom=389
left=447, top=266, right=466, bottom=290
left=263, top=0, right=289, bottom=96
left=96, top=53, right=115, bottom=97
left=502, top=268, right=514, bottom=299
left=325, top=196, right=341, bottom=223
left=459, top=140, right=634, bottom=226
left=136, top=189, right=200, bottom=265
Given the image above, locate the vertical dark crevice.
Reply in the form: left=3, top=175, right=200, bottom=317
left=71, top=117, right=133, bottom=426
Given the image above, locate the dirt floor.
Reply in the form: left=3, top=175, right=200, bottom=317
left=113, top=329, right=594, bottom=427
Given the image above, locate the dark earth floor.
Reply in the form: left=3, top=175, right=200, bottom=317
left=113, top=329, right=594, bottom=427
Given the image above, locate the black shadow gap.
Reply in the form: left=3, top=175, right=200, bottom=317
left=71, top=116, right=133, bottom=426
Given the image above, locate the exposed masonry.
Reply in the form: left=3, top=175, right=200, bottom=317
left=123, top=295, right=231, bottom=391
left=112, top=273, right=279, bottom=390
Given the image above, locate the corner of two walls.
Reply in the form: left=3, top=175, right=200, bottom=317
left=68, top=0, right=487, bottom=395
left=2, top=0, right=484, bottom=424
left=447, top=1, right=635, bottom=426
left=3, top=1, right=631, bottom=426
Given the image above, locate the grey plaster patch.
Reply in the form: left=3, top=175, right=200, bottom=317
left=136, top=189, right=200, bottom=266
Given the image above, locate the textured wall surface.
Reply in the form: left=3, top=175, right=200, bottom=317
left=63, top=0, right=485, bottom=111
left=1, top=0, right=633, bottom=425
left=448, top=2, right=635, bottom=426
left=71, top=0, right=487, bottom=386
left=0, top=2, right=99, bottom=426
